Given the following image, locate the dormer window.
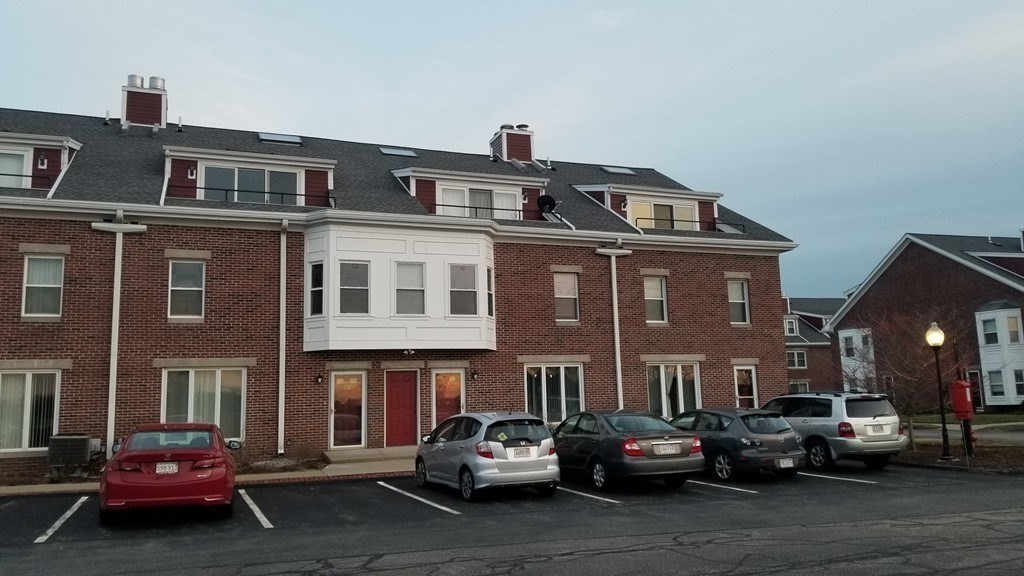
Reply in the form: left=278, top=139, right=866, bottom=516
left=439, top=186, right=520, bottom=219
left=0, top=150, right=29, bottom=188
left=630, top=200, right=697, bottom=230
left=202, top=165, right=300, bottom=205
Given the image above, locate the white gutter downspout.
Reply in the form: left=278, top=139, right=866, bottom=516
left=278, top=219, right=289, bottom=455
left=92, top=211, right=147, bottom=458
left=596, top=246, right=632, bottom=410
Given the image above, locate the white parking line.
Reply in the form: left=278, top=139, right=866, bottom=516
left=689, top=480, right=759, bottom=494
left=798, top=472, right=878, bottom=484
left=377, top=482, right=461, bottom=515
left=238, top=489, right=274, bottom=528
left=34, top=496, right=88, bottom=544
left=556, top=487, right=622, bottom=504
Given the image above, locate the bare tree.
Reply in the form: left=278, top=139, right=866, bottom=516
left=839, top=306, right=972, bottom=451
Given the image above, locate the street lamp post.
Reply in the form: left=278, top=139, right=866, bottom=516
left=925, top=322, right=954, bottom=460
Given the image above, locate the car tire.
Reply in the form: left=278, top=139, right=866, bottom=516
left=590, top=459, right=611, bottom=491
left=415, top=458, right=429, bottom=489
left=864, top=455, right=890, bottom=470
left=713, top=451, right=736, bottom=482
left=807, top=439, right=835, bottom=471
left=537, top=482, right=558, bottom=497
left=459, top=467, right=478, bottom=502
left=664, top=475, right=687, bottom=489
left=776, top=469, right=798, bottom=480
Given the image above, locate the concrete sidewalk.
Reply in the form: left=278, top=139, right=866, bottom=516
left=0, top=446, right=416, bottom=497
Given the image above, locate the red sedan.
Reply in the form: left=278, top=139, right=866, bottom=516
left=99, top=422, right=239, bottom=524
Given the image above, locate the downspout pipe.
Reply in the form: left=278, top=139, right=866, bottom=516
left=278, top=219, right=289, bottom=455
left=596, top=246, right=632, bottom=410
left=92, top=211, right=146, bottom=458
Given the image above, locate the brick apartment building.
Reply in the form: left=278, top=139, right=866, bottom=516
left=0, top=75, right=796, bottom=480
left=783, top=297, right=844, bottom=392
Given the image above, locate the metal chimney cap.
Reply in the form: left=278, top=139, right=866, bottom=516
left=126, top=74, right=144, bottom=88
left=148, top=76, right=166, bottom=91
left=499, top=123, right=515, bottom=130
left=515, top=124, right=529, bottom=131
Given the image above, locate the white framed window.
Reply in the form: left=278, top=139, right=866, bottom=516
left=647, top=363, right=700, bottom=418
left=789, top=381, right=809, bottom=394
left=309, top=262, right=324, bottom=316
left=554, top=272, right=579, bottom=321
left=1008, top=316, right=1021, bottom=344
left=629, top=200, right=697, bottom=230
left=982, top=319, right=998, bottom=345
left=1015, top=369, right=1024, bottom=396
left=169, top=261, right=205, bottom=318
left=0, top=149, right=31, bottom=188
left=432, top=370, right=465, bottom=428
left=164, top=368, right=245, bottom=439
left=988, top=370, right=1004, bottom=396
left=843, top=336, right=855, bottom=358
left=734, top=366, right=758, bottom=408
left=449, top=264, right=478, bottom=315
left=727, top=279, right=749, bottom=324
left=331, top=371, right=367, bottom=448
left=525, top=365, right=582, bottom=424
left=0, top=371, right=58, bottom=451
left=644, top=277, right=667, bottom=322
left=396, top=262, right=425, bottom=315
left=339, top=261, right=369, bottom=314
left=23, top=256, right=64, bottom=317
left=201, top=164, right=302, bottom=205
left=438, top=186, right=519, bottom=219
left=787, top=351, right=807, bottom=369
left=784, top=319, right=798, bottom=336
left=486, top=267, right=494, bottom=317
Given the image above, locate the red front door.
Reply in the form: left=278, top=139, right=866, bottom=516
left=385, top=371, right=418, bottom=446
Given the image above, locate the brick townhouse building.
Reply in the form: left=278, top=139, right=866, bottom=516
left=783, top=297, right=844, bottom=392
left=0, top=75, right=796, bottom=480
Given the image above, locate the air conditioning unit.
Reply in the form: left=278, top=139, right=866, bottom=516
left=48, top=434, right=92, bottom=468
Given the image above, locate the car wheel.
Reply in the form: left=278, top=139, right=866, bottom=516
left=590, top=459, right=610, bottom=491
left=664, top=475, right=687, bottom=489
left=864, top=455, right=890, bottom=470
left=415, top=458, right=428, bottom=488
left=537, top=482, right=558, bottom=497
left=807, top=439, right=834, bottom=471
left=459, top=467, right=478, bottom=502
left=776, top=469, right=799, bottom=480
left=713, top=452, right=736, bottom=481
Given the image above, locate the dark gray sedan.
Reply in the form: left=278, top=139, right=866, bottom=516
left=553, top=411, right=704, bottom=490
left=670, top=408, right=806, bottom=481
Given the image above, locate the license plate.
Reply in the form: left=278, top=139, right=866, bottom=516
left=654, top=443, right=680, bottom=455
left=870, top=425, right=884, bottom=434
left=779, top=458, right=794, bottom=469
left=512, top=447, right=531, bottom=459
left=156, top=462, right=178, bottom=474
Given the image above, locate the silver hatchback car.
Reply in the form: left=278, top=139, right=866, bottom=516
left=415, top=412, right=560, bottom=501
left=762, top=392, right=908, bottom=470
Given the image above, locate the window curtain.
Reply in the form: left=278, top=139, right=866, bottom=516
left=24, top=258, right=63, bottom=314
left=0, top=152, right=25, bottom=188
left=219, top=370, right=243, bottom=438
left=493, top=191, right=518, bottom=220
left=29, top=373, right=56, bottom=448
left=0, top=374, right=26, bottom=449
left=440, top=188, right=466, bottom=216
left=165, top=371, right=190, bottom=422
left=193, top=370, right=217, bottom=424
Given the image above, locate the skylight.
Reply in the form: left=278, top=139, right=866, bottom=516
left=379, top=147, right=418, bottom=157
left=258, top=132, right=303, bottom=146
left=601, top=166, right=636, bottom=175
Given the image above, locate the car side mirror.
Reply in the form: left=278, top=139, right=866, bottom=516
left=420, top=435, right=432, bottom=444
left=226, top=440, right=242, bottom=450
left=111, top=438, right=123, bottom=454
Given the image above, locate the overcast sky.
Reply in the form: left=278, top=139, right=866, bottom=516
left=3, top=1, right=1021, bottom=296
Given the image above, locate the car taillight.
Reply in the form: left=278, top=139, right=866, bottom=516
left=622, top=438, right=644, bottom=457
left=898, top=422, right=905, bottom=436
left=475, top=441, right=494, bottom=459
left=690, top=436, right=702, bottom=454
left=194, top=458, right=227, bottom=469
left=108, top=460, right=140, bottom=472
left=549, top=446, right=557, bottom=456
left=838, top=422, right=856, bottom=438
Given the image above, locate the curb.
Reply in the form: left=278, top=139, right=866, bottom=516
left=890, top=461, right=1023, bottom=476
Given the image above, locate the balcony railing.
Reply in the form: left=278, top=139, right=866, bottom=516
left=168, top=184, right=333, bottom=207
left=633, top=216, right=745, bottom=233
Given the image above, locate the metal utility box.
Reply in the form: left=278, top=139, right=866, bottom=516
left=47, top=434, right=92, bottom=468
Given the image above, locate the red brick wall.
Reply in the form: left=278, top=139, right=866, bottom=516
left=787, top=346, right=838, bottom=391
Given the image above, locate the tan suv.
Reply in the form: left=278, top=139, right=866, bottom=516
left=761, top=392, right=908, bottom=470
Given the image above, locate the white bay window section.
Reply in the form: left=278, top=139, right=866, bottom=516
left=0, top=372, right=58, bottom=451
left=164, top=368, right=244, bottom=439
left=525, top=365, right=582, bottom=424
left=396, top=262, right=425, bottom=315
left=23, top=256, right=64, bottom=317
left=449, top=264, right=478, bottom=315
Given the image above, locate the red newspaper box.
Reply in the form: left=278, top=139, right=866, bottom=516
left=950, top=380, right=974, bottom=420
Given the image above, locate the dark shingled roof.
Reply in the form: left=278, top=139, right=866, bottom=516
left=789, top=298, right=846, bottom=317
left=908, top=234, right=1024, bottom=290
left=0, top=108, right=791, bottom=242
left=786, top=317, right=832, bottom=345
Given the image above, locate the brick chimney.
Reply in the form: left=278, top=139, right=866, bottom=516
left=489, top=123, right=533, bottom=162
left=121, top=74, right=167, bottom=128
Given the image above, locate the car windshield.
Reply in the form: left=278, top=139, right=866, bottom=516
left=128, top=430, right=213, bottom=451
left=740, top=413, right=792, bottom=434
left=485, top=419, right=550, bottom=443
left=606, top=414, right=677, bottom=433
left=846, top=398, right=896, bottom=418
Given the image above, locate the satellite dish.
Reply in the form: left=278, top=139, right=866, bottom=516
left=537, top=194, right=557, bottom=213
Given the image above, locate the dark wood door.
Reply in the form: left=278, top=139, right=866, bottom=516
left=385, top=371, right=418, bottom=446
